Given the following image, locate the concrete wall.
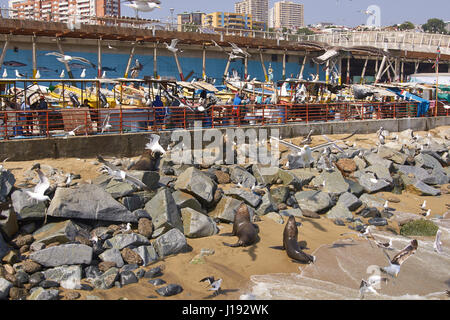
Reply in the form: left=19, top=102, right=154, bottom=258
left=1, top=116, right=449, bottom=161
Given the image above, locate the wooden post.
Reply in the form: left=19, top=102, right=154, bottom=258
left=360, top=56, right=369, bottom=84
left=400, top=59, right=404, bottom=83
left=124, top=43, right=137, bottom=78
left=223, top=55, right=232, bottom=84
left=299, top=55, right=307, bottom=80
left=244, top=53, right=248, bottom=80
left=97, top=38, right=102, bottom=78
left=325, top=60, right=330, bottom=84
left=56, top=38, right=75, bottom=80
left=202, top=45, right=206, bottom=80
left=259, top=50, right=268, bottom=82
left=32, top=34, right=37, bottom=78
left=346, top=56, right=350, bottom=84
left=0, top=35, right=10, bottom=69
left=173, top=51, right=184, bottom=81
left=153, top=42, right=158, bottom=78
left=375, top=55, right=387, bottom=84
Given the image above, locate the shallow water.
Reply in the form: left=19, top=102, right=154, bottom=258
left=241, top=222, right=450, bottom=300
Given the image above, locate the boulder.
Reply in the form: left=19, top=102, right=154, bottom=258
left=0, top=233, right=11, bottom=260
left=403, top=178, right=441, bottom=196
left=251, top=165, right=279, bottom=185
left=396, top=165, right=435, bottom=184
left=181, top=208, right=218, bottom=238
left=223, top=188, right=262, bottom=208
left=335, top=158, right=357, bottom=175
left=145, top=189, right=183, bottom=234
left=99, top=248, right=125, bottom=268
left=102, top=233, right=150, bottom=250
left=92, top=267, right=119, bottom=290
left=269, top=186, right=289, bottom=205
left=121, top=192, right=155, bottom=212
left=138, top=218, right=153, bottom=238
left=368, top=217, right=388, bottom=226
left=277, top=169, right=304, bottom=191
left=209, top=196, right=243, bottom=222
left=0, top=169, right=15, bottom=202
left=256, top=192, right=277, bottom=216
left=120, top=271, right=138, bottom=286
left=121, top=247, right=143, bottom=265
left=229, top=166, right=257, bottom=189
left=363, top=153, right=393, bottom=170
left=32, top=220, right=89, bottom=246
left=326, top=203, right=353, bottom=220
left=126, top=170, right=160, bottom=190
left=355, top=171, right=391, bottom=193
left=11, top=189, right=47, bottom=221
left=289, top=169, right=317, bottom=186
left=27, top=287, right=59, bottom=300
left=29, top=244, right=93, bottom=267
left=345, top=179, right=364, bottom=197
left=377, top=146, right=408, bottom=165
left=0, top=208, right=18, bottom=239
left=42, top=265, right=82, bottom=289
left=0, top=278, right=12, bottom=300
left=414, top=153, right=443, bottom=171
left=359, top=194, right=385, bottom=208
left=311, top=171, right=349, bottom=195
left=279, top=208, right=303, bottom=218
left=337, top=192, right=362, bottom=211
left=364, top=165, right=393, bottom=184
left=47, top=184, right=137, bottom=223
left=104, top=179, right=136, bottom=199
left=174, top=167, right=217, bottom=205
left=294, top=191, right=332, bottom=213
left=265, top=212, right=284, bottom=224
left=172, top=190, right=205, bottom=213
left=132, top=245, right=159, bottom=266
left=153, top=228, right=188, bottom=258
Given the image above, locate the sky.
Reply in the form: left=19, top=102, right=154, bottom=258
left=0, top=0, right=448, bottom=27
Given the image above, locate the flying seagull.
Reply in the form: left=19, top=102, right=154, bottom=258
left=228, top=52, right=245, bottom=60
left=46, top=52, right=96, bottom=68
left=229, top=42, right=250, bottom=57
left=26, top=163, right=50, bottom=202
left=433, top=229, right=443, bottom=254
left=380, top=239, right=418, bottom=278
left=200, top=276, right=222, bottom=296
left=97, top=155, right=150, bottom=191
left=145, top=134, right=166, bottom=155
left=64, top=125, right=84, bottom=138
left=164, top=39, right=182, bottom=53
left=359, top=275, right=388, bottom=299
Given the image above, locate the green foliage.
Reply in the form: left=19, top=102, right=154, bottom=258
left=400, top=219, right=438, bottom=237
left=422, top=18, right=447, bottom=34
left=399, top=21, right=415, bottom=30
left=296, top=27, right=315, bottom=36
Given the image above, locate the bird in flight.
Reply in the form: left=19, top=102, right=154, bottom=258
left=164, top=39, right=182, bottom=54
left=229, top=42, right=251, bottom=57
left=145, top=134, right=166, bottom=155
left=46, top=52, right=96, bottom=68
left=26, top=163, right=50, bottom=202
left=379, top=239, right=418, bottom=278
left=64, top=125, right=84, bottom=138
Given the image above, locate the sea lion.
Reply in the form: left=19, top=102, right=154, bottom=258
left=283, top=215, right=315, bottom=264
left=129, top=150, right=161, bottom=171
left=223, top=204, right=258, bottom=247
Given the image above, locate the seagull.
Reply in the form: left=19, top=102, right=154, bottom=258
left=65, top=173, right=74, bottom=187
left=375, top=238, right=393, bottom=250
left=35, top=70, right=41, bottom=79
left=433, top=229, right=443, bottom=254
left=46, top=52, right=96, bottom=68
left=2, top=69, right=7, bottom=78
left=15, top=69, right=24, bottom=78
left=200, top=276, right=222, bottom=296
left=26, top=163, right=50, bottom=202
left=145, top=134, right=166, bottom=155
left=90, top=235, right=99, bottom=244
left=380, top=239, right=418, bottom=278
left=228, top=52, right=245, bottom=60
left=164, top=39, right=181, bottom=53
left=359, top=275, right=388, bottom=299
left=60, top=70, right=65, bottom=78
left=121, top=222, right=131, bottom=233
left=211, top=40, right=226, bottom=53
left=422, top=209, right=431, bottom=217
left=107, top=43, right=117, bottom=50
left=80, top=69, right=86, bottom=78
left=64, top=125, right=84, bottom=138
left=420, top=200, right=427, bottom=210
left=97, top=155, right=150, bottom=191
left=124, top=1, right=161, bottom=15
left=229, top=42, right=250, bottom=57
left=102, top=70, right=106, bottom=78
left=101, top=111, right=112, bottom=133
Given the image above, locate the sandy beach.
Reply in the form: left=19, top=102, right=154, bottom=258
left=2, top=127, right=449, bottom=300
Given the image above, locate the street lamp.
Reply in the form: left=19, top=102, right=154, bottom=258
left=170, top=8, right=174, bottom=30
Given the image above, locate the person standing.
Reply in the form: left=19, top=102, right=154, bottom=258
left=37, top=95, right=48, bottom=135
left=20, top=98, right=32, bottom=135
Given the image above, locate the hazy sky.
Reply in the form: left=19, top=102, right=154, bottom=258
left=0, top=0, right=448, bottom=27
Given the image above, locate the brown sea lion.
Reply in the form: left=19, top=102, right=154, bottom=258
left=283, top=215, right=315, bottom=264
left=129, top=150, right=161, bottom=171
left=223, top=204, right=258, bottom=247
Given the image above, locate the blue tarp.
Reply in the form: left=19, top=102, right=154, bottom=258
left=387, top=88, right=429, bottom=117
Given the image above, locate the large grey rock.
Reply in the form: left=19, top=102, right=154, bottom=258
left=414, top=153, right=443, bottom=171
left=337, top=192, right=362, bottom=211
left=127, top=170, right=160, bottom=190
left=47, top=184, right=137, bottom=223
left=209, top=196, right=243, bottom=222
left=355, top=171, right=391, bottom=193
left=377, top=146, right=408, bottom=165
left=269, top=186, right=289, bottom=205
left=104, top=179, right=136, bottom=199
left=0, top=208, right=18, bottom=239
left=230, top=166, right=257, bottom=188
left=153, top=228, right=188, bottom=258
left=346, top=179, right=364, bottom=197
left=363, top=153, right=393, bottom=170
left=359, top=194, right=385, bottom=208
left=11, top=189, right=47, bottom=221
left=428, top=168, right=449, bottom=185
left=277, top=169, right=305, bottom=191
left=172, top=190, right=205, bottom=213
left=174, top=167, right=217, bottom=205
left=289, top=169, right=318, bottom=186
left=279, top=208, right=303, bottom=218
left=92, top=267, right=119, bottom=290
left=29, top=244, right=93, bottom=267
left=403, top=178, right=441, bottom=196
left=145, top=189, right=183, bottom=233
left=287, top=153, right=310, bottom=169
left=132, top=245, right=159, bottom=266
left=32, top=220, right=89, bottom=246
left=256, top=192, right=277, bottom=216
left=0, top=169, right=15, bottom=201
left=27, top=287, right=59, bottom=300
left=121, top=191, right=155, bottom=212
left=0, top=233, right=10, bottom=260
left=364, top=164, right=393, bottom=184
left=252, top=165, right=279, bottom=185
left=99, top=248, right=125, bottom=268
left=311, top=171, right=349, bottom=195
left=223, top=188, right=262, bottom=208
left=326, top=203, right=353, bottom=220
left=181, top=208, right=218, bottom=238
left=391, top=211, right=423, bottom=226
left=294, top=191, right=332, bottom=213
left=102, top=233, right=150, bottom=250
left=396, top=165, right=434, bottom=184
left=0, top=278, right=12, bottom=300
left=42, top=265, right=82, bottom=289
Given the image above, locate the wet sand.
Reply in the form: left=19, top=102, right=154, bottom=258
left=2, top=127, right=449, bottom=300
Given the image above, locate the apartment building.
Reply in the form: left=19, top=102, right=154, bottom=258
left=271, top=1, right=304, bottom=30
left=203, top=11, right=265, bottom=30
left=235, top=0, right=268, bottom=26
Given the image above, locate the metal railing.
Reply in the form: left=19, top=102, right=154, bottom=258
left=3, top=100, right=447, bottom=140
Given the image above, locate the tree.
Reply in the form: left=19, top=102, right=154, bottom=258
left=399, top=21, right=415, bottom=30
left=422, top=18, right=447, bottom=34
left=296, top=27, right=314, bottom=36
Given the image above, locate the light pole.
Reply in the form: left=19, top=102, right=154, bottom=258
left=170, top=8, right=174, bottom=30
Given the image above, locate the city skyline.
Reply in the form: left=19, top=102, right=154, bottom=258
left=0, top=0, right=448, bottom=27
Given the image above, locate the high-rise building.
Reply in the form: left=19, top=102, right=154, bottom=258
left=8, top=0, right=120, bottom=24
left=235, top=0, right=268, bottom=26
left=272, top=1, right=304, bottom=30
left=203, top=12, right=264, bottom=30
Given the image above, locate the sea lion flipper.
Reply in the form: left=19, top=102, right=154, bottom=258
left=223, top=241, right=242, bottom=247
left=269, top=245, right=285, bottom=251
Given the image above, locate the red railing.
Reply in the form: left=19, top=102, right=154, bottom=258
left=1, top=101, right=448, bottom=140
